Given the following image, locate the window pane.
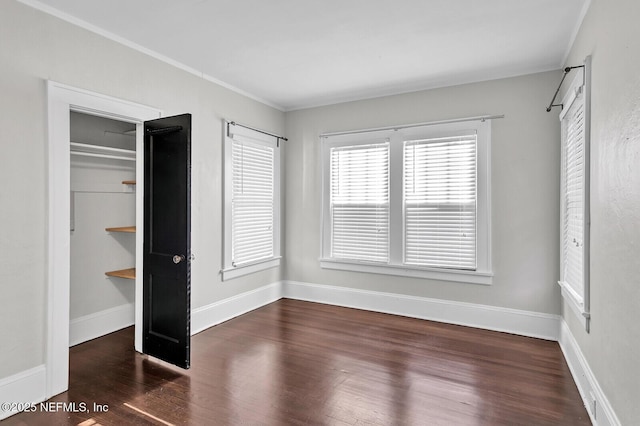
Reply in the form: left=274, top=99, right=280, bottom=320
left=330, top=143, right=389, bottom=262
left=404, top=135, right=477, bottom=269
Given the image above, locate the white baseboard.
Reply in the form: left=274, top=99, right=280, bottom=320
left=0, top=365, right=46, bottom=421
left=559, top=320, right=620, bottom=426
left=191, top=279, right=559, bottom=340
left=191, top=282, right=282, bottom=335
left=69, top=303, right=135, bottom=347
left=282, top=280, right=560, bottom=340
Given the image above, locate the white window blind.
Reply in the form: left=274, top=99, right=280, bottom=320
left=404, top=135, right=477, bottom=269
left=561, top=90, right=586, bottom=298
left=231, top=139, right=275, bottom=266
left=329, top=142, right=389, bottom=262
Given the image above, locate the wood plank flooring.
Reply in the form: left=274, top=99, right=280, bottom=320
left=3, top=299, right=590, bottom=425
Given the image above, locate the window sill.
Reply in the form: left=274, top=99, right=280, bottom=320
left=558, top=281, right=590, bottom=331
left=320, top=258, right=492, bottom=285
left=222, top=257, right=281, bottom=281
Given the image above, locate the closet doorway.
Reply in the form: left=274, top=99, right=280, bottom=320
left=69, top=112, right=138, bottom=347
left=47, top=81, right=161, bottom=398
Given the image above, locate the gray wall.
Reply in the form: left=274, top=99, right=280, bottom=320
left=0, top=0, right=284, bottom=379
left=564, top=0, right=640, bottom=423
left=284, top=71, right=562, bottom=313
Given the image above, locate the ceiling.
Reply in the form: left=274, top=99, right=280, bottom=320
left=24, top=0, right=588, bottom=111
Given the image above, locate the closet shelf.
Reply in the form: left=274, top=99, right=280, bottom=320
left=105, top=268, right=135, bottom=280
left=105, top=226, right=136, bottom=233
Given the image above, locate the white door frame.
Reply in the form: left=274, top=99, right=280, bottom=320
left=46, top=81, right=161, bottom=397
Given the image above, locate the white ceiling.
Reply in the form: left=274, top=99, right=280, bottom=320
left=24, top=0, right=588, bottom=111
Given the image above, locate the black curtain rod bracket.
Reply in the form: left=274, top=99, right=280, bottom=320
left=546, top=65, right=585, bottom=112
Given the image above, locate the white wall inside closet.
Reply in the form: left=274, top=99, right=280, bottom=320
left=69, top=111, right=136, bottom=346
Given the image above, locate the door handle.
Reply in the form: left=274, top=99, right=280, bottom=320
left=173, top=255, right=185, bottom=264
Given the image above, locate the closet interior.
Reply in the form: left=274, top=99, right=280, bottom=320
left=69, top=111, right=137, bottom=346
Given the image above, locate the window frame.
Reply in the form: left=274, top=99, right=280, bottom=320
left=320, top=119, right=492, bottom=285
left=558, top=58, right=591, bottom=331
left=222, top=120, right=281, bottom=280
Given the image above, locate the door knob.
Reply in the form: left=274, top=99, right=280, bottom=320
left=173, top=255, right=185, bottom=264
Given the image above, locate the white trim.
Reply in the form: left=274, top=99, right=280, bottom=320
left=561, top=0, right=593, bottom=66
left=221, top=257, right=281, bottom=281
left=320, top=258, right=492, bottom=285
left=282, top=281, right=559, bottom=340
left=69, top=303, right=135, bottom=347
left=15, top=0, right=283, bottom=111
left=286, top=66, right=562, bottom=112
left=559, top=320, right=621, bottom=426
left=581, top=55, right=592, bottom=325
left=558, top=280, right=589, bottom=330
left=134, top=122, right=145, bottom=354
left=47, top=81, right=161, bottom=398
left=191, top=282, right=282, bottom=335
left=0, top=365, right=46, bottom=421
left=191, top=279, right=560, bottom=342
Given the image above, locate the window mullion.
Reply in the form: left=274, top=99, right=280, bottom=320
left=388, top=133, right=404, bottom=265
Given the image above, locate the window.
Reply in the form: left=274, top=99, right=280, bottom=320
left=223, top=121, right=281, bottom=280
left=558, top=59, right=591, bottom=331
left=330, top=142, right=390, bottom=262
left=321, top=119, right=492, bottom=285
left=404, top=134, right=477, bottom=270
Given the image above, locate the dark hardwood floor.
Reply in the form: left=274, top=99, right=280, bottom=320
left=3, top=299, right=590, bottom=425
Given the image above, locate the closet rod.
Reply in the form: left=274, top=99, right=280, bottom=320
left=70, top=142, right=136, bottom=156
left=71, top=151, right=136, bottom=162
left=104, top=130, right=135, bottom=137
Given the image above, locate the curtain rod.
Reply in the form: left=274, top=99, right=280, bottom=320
left=319, top=114, right=504, bottom=138
left=227, top=120, right=288, bottom=143
left=546, top=65, right=585, bottom=112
